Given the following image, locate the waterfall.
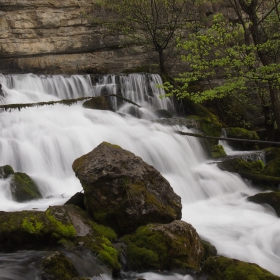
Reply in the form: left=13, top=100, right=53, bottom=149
left=0, top=74, right=280, bottom=278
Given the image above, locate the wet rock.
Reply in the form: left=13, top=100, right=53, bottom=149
left=0, top=165, right=14, bottom=179
left=72, top=142, right=182, bottom=235
left=199, top=256, right=280, bottom=280
left=64, top=192, right=86, bottom=211
left=10, top=172, right=42, bottom=202
left=200, top=239, right=217, bottom=262
left=210, top=144, right=227, bottom=158
left=41, top=251, right=80, bottom=280
left=120, top=220, right=204, bottom=273
left=82, top=96, right=113, bottom=111
left=217, top=158, right=280, bottom=190
left=0, top=205, right=120, bottom=273
left=248, top=191, right=280, bottom=217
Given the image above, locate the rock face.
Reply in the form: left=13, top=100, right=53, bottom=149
left=72, top=142, right=182, bottom=234
left=0, top=0, right=158, bottom=74
left=121, top=220, right=204, bottom=272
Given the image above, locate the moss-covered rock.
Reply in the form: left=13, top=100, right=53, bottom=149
left=211, top=144, right=227, bottom=158
left=248, top=191, right=280, bottom=217
left=225, top=127, right=259, bottom=150
left=82, top=96, right=113, bottom=111
left=218, top=158, right=264, bottom=174
left=0, top=205, right=120, bottom=274
left=217, top=157, right=280, bottom=189
left=0, top=165, right=14, bottom=179
left=0, top=210, right=52, bottom=251
left=200, top=239, right=217, bottom=262
left=217, top=157, right=280, bottom=190
left=264, top=147, right=280, bottom=163
left=10, top=172, right=42, bottom=202
left=72, top=142, right=182, bottom=235
left=261, top=159, right=280, bottom=177
left=41, top=251, right=80, bottom=280
left=199, top=256, right=280, bottom=280
left=120, top=220, right=204, bottom=273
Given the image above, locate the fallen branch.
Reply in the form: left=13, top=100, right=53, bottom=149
left=0, top=94, right=141, bottom=111
left=177, top=131, right=280, bottom=146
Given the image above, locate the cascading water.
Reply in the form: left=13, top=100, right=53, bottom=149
left=0, top=73, right=280, bottom=279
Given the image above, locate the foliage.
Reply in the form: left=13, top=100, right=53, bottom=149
left=164, top=0, right=280, bottom=128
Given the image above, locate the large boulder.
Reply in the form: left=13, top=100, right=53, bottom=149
left=72, top=142, right=182, bottom=235
left=120, top=220, right=204, bottom=273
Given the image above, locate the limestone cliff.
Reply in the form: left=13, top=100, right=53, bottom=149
left=0, top=0, right=158, bottom=74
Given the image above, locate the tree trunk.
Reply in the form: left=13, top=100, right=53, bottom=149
left=158, top=50, right=167, bottom=75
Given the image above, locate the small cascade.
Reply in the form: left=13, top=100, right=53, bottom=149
left=0, top=73, right=174, bottom=119
left=219, top=128, right=266, bottom=161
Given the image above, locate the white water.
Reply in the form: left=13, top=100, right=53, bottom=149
left=0, top=74, right=280, bottom=279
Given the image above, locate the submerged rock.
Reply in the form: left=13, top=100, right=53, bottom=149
left=248, top=191, right=280, bottom=217
left=199, top=256, right=280, bottom=280
left=10, top=172, right=42, bottom=202
left=82, top=96, right=113, bottom=111
left=120, top=220, right=204, bottom=273
left=72, top=142, right=182, bottom=235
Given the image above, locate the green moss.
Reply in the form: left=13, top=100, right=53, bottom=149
left=200, top=239, right=217, bottom=262
left=0, top=165, right=14, bottom=179
left=218, top=158, right=264, bottom=174
left=41, top=251, right=79, bottom=280
left=22, top=217, right=43, bottom=234
left=77, top=235, right=120, bottom=271
left=201, top=256, right=280, bottom=280
left=121, top=223, right=202, bottom=272
left=225, top=127, right=259, bottom=150
left=211, top=145, right=227, bottom=158
left=103, top=142, right=121, bottom=149
left=264, top=147, right=280, bottom=163
left=10, top=172, right=42, bottom=202
left=261, top=159, right=280, bottom=177
left=46, top=209, right=76, bottom=239
left=90, top=222, right=117, bottom=242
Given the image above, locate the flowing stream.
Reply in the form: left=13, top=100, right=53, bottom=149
left=0, top=73, right=280, bottom=279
